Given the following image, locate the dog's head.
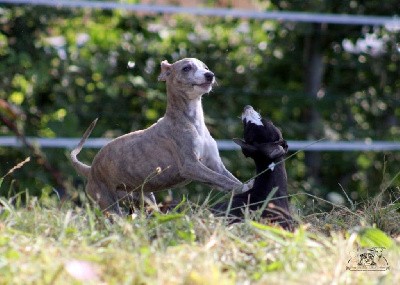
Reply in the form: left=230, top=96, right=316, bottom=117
left=158, top=58, right=215, bottom=99
left=233, top=105, right=288, bottom=161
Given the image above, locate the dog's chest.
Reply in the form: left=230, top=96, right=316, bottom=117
left=186, top=101, right=206, bottom=135
left=194, top=132, right=219, bottom=161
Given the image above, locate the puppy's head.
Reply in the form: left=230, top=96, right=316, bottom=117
left=158, top=58, right=215, bottom=99
left=234, top=105, right=288, bottom=161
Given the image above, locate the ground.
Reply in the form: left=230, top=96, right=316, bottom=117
left=0, top=193, right=399, bottom=285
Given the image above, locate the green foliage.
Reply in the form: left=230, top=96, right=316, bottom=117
left=0, top=2, right=399, bottom=206
left=358, top=227, right=394, bottom=248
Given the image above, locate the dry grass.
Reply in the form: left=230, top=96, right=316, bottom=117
left=1, top=160, right=399, bottom=284
left=0, top=192, right=399, bottom=285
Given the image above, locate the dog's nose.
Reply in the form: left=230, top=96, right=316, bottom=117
left=204, top=72, right=214, bottom=82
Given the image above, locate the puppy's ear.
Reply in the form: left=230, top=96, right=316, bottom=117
left=233, top=138, right=258, bottom=157
left=282, top=140, right=288, bottom=152
left=158, top=60, right=172, bottom=81
left=260, top=144, right=286, bottom=160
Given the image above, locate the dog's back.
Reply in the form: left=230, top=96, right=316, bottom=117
left=90, top=120, right=189, bottom=191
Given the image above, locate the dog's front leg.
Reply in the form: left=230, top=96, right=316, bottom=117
left=221, top=166, right=254, bottom=192
left=209, top=161, right=254, bottom=192
left=180, top=160, right=249, bottom=194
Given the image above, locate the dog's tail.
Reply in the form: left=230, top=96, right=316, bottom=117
left=70, top=118, right=98, bottom=178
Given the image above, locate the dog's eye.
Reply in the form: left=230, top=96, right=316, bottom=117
left=182, top=66, right=191, bottom=72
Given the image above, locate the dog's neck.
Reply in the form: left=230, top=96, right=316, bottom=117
left=165, top=88, right=206, bottom=132
left=252, top=157, right=287, bottom=194
left=252, top=158, right=273, bottom=182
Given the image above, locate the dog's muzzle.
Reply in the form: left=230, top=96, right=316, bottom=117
left=204, top=72, right=214, bottom=83
left=193, top=72, right=215, bottom=90
left=241, top=106, right=263, bottom=126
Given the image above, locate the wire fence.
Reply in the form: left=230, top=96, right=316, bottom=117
left=1, top=0, right=399, bottom=26
left=1, top=1, right=399, bottom=152
left=1, top=137, right=400, bottom=152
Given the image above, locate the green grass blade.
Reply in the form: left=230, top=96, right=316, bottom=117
left=154, top=212, right=185, bottom=224
left=358, top=227, right=394, bottom=248
left=249, top=221, right=295, bottom=238
left=0, top=197, right=15, bottom=215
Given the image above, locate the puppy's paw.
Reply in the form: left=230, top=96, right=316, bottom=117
left=241, top=179, right=254, bottom=193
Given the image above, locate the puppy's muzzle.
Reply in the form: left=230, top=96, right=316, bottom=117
left=204, top=72, right=215, bottom=83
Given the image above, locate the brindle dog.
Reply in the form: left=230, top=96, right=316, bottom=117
left=71, top=58, right=252, bottom=215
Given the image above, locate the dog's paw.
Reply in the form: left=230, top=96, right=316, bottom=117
left=241, top=179, right=254, bottom=193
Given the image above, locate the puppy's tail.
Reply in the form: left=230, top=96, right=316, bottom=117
left=70, top=118, right=98, bottom=178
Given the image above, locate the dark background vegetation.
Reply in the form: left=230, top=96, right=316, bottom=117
left=0, top=1, right=399, bottom=212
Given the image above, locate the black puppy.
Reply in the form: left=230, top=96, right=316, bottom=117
left=213, top=105, right=293, bottom=230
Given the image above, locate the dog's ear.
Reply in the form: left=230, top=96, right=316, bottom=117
left=158, top=60, right=172, bottom=81
left=259, top=144, right=286, bottom=160
left=282, top=140, right=288, bottom=152
left=233, top=138, right=258, bottom=157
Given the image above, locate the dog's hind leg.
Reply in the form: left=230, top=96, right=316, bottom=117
left=119, top=191, right=159, bottom=212
left=86, top=179, right=123, bottom=216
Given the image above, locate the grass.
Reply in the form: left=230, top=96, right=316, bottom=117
left=0, top=161, right=399, bottom=284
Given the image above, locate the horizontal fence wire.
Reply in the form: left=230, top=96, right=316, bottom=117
left=1, top=1, right=399, bottom=152
left=1, top=137, right=400, bottom=152
left=0, top=0, right=399, bottom=26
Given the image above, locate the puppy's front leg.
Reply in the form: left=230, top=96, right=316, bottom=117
left=180, top=160, right=248, bottom=194
left=206, top=157, right=254, bottom=193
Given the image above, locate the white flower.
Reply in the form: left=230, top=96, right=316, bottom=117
left=65, top=260, right=100, bottom=282
left=76, top=33, right=90, bottom=47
